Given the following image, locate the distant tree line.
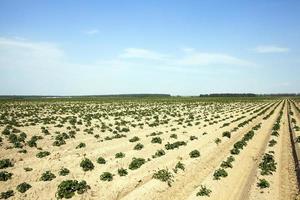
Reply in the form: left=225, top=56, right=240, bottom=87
left=199, top=93, right=300, bottom=97
left=1, top=93, right=300, bottom=100
left=0, top=94, right=171, bottom=99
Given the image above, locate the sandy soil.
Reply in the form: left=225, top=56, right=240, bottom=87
left=0, top=100, right=298, bottom=200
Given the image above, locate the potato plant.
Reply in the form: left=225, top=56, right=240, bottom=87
left=56, top=180, right=90, bottom=199
left=80, top=158, right=94, bottom=171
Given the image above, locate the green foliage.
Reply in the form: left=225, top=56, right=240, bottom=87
left=152, top=169, right=174, bottom=187
left=243, top=130, right=254, bottom=141
left=56, top=180, right=90, bottom=199
left=134, top=143, right=144, bottom=150
left=118, top=168, right=128, bottom=176
left=196, top=185, right=212, bottom=197
left=52, top=133, right=67, bottom=146
left=271, top=131, right=279, bottom=137
left=76, top=142, right=86, bottom=149
left=59, top=168, right=70, bottom=176
left=129, top=136, right=140, bottom=142
left=151, top=137, right=162, bottom=144
left=257, top=179, right=270, bottom=189
left=115, top=152, right=125, bottom=158
left=268, top=139, right=277, bottom=147
left=24, top=167, right=33, bottom=172
left=27, top=136, right=39, bottom=147
left=40, top=171, right=56, bottom=181
left=170, top=134, right=177, bottom=139
left=233, top=140, right=247, bottom=150
left=0, top=190, right=14, bottom=199
left=165, top=141, right=187, bottom=150
left=0, top=159, right=13, bottom=169
left=0, top=171, right=13, bottom=181
left=18, top=149, right=27, bottom=154
left=100, top=172, right=113, bottom=181
left=189, top=135, right=198, bottom=141
left=97, top=157, right=106, bottom=164
left=80, top=158, right=94, bottom=171
left=16, top=182, right=32, bottom=193
left=215, top=138, right=221, bottom=145
left=36, top=151, right=50, bottom=158
left=152, top=149, right=166, bottom=158
left=129, top=158, right=146, bottom=170
left=173, top=161, right=185, bottom=173
left=189, top=150, right=200, bottom=158
left=222, top=131, right=231, bottom=138
left=220, top=156, right=235, bottom=168
left=213, top=168, right=228, bottom=180
left=259, top=153, right=277, bottom=175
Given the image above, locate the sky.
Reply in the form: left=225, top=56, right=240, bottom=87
left=0, top=0, right=299, bottom=95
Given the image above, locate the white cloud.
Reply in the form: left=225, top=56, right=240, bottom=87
left=174, top=51, right=254, bottom=66
left=119, top=47, right=253, bottom=67
left=0, top=37, right=256, bottom=73
left=0, top=37, right=65, bottom=69
left=119, top=48, right=169, bottom=60
left=83, top=29, right=99, bottom=35
left=254, top=45, right=289, bottom=53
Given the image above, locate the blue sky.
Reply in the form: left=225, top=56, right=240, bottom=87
left=0, top=0, right=299, bottom=95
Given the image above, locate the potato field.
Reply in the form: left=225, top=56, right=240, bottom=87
left=0, top=97, right=300, bottom=200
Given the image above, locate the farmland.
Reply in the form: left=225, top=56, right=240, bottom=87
left=0, top=97, right=299, bottom=200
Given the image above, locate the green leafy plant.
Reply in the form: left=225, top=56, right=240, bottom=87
left=259, top=153, right=277, bottom=175
left=0, top=171, right=13, bottom=181
left=268, top=139, right=277, bottom=147
left=165, top=141, right=186, bottom=150
left=213, top=168, right=228, bottom=180
left=16, top=182, right=31, bottom=193
left=151, top=137, right=162, bottom=144
left=272, top=131, right=279, bottom=137
left=214, top=138, right=221, bottom=145
left=190, top=135, right=198, bottom=141
left=118, top=168, right=128, bottom=176
left=233, top=140, right=246, bottom=150
left=173, top=161, right=185, bottom=173
left=0, top=190, right=14, bottom=199
left=80, top=158, right=94, bottom=171
left=97, top=157, right=106, bottom=164
left=100, top=172, right=113, bottom=181
left=222, top=131, right=231, bottom=138
left=220, top=156, right=235, bottom=168
left=257, top=179, right=270, bottom=189
left=134, top=143, right=144, bottom=150
left=36, top=151, right=50, bottom=158
left=230, top=148, right=240, bottom=155
left=0, top=159, right=13, bottom=169
left=24, top=167, right=33, bottom=172
left=129, top=136, right=140, bottom=142
left=196, top=185, right=212, bottom=197
left=115, top=152, right=125, bottom=158
left=189, top=150, right=200, bottom=158
left=152, top=169, right=174, bottom=187
left=152, top=149, right=166, bottom=158
left=40, top=171, right=56, bottom=181
left=27, top=136, right=39, bottom=147
left=56, top=180, right=90, bottom=199
left=76, top=142, right=86, bottom=149
left=59, top=168, right=70, bottom=176
left=129, top=158, right=146, bottom=170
